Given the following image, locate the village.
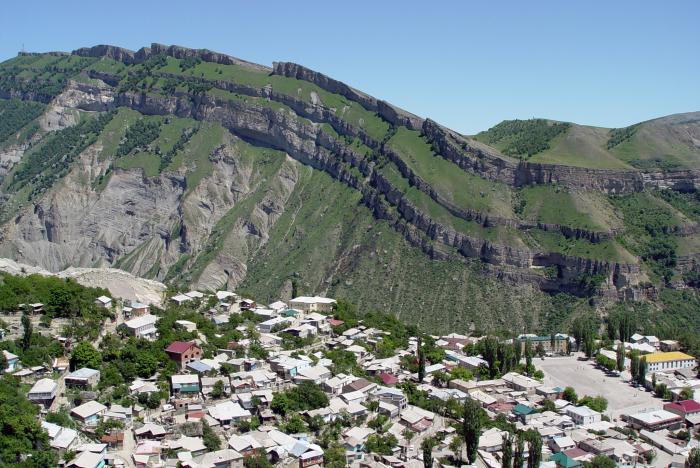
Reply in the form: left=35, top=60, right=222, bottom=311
left=1, top=288, right=700, bottom=468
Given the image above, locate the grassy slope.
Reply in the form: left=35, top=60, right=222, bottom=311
left=239, top=165, right=559, bottom=333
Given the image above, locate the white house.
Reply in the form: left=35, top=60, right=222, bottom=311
left=566, top=405, right=601, bottom=426
left=28, top=378, right=57, bottom=404
left=289, top=296, right=336, bottom=313
left=123, top=314, right=159, bottom=339
left=94, top=295, right=112, bottom=308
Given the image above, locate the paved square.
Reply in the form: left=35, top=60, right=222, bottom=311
left=536, top=353, right=661, bottom=421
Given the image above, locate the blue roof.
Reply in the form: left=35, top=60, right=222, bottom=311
left=513, top=403, right=536, bottom=415
left=187, top=361, right=212, bottom=373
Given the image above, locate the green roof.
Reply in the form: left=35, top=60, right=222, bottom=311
left=550, top=452, right=581, bottom=468
left=513, top=403, right=536, bottom=415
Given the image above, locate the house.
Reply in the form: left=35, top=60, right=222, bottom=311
left=343, top=427, right=374, bottom=462
left=71, top=400, right=108, bottom=426
left=171, top=374, right=200, bottom=396
left=135, top=423, right=167, bottom=440
left=202, top=376, right=231, bottom=396
left=165, top=341, right=203, bottom=370
left=101, top=432, right=125, bottom=449
left=175, top=320, right=198, bottom=332
left=66, top=368, right=101, bottom=388
left=130, top=302, right=149, bottom=316
left=302, top=312, right=331, bottom=333
left=94, top=295, right=112, bottom=308
left=123, top=314, right=159, bottom=339
left=513, top=403, right=537, bottom=423
left=377, top=372, right=399, bottom=386
left=293, top=365, right=332, bottom=384
left=227, top=434, right=263, bottom=457
left=258, top=316, right=291, bottom=333
left=503, top=372, right=542, bottom=394
left=400, top=406, right=435, bottom=432
left=517, top=334, right=568, bottom=354
left=566, top=406, right=601, bottom=426
left=625, top=409, right=684, bottom=431
left=323, top=374, right=353, bottom=395
left=342, top=377, right=376, bottom=395
left=208, top=400, right=251, bottom=425
left=550, top=452, right=582, bottom=468
left=27, top=378, right=57, bottom=404
left=172, top=294, right=193, bottom=305
left=67, top=450, right=106, bottom=468
left=2, top=350, right=20, bottom=373
left=185, top=448, right=244, bottom=468
left=289, top=296, right=337, bottom=313
left=643, top=352, right=696, bottom=372
left=373, top=386, right=407, bottom=409
left=663, top=400, right=700, bottom=427
left=42, top=421, right=78, bottom=450
left=660, top=340, right=680, bottom=352
left=549, top=436, right=577, bottom=453
left=269, top=300, right=288, bottom=312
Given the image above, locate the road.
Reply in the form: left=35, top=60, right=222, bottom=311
left=536, top=353, right=662, bottom=420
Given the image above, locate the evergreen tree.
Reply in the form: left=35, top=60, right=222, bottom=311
left=688, top=447, right=700, bottom=468
left=638, top=357, right=647, bottom=387
left=513, top=338, right=522, bottom=364
left=615, top=343, right=625, bottom=373
left=525, top=429, right=542, bottom=468
left=21, top=312, right=32, bottom=350
left=513, top=432, right=525, bottom=468
left=630, top=351, right=640, bottom=382
left=422, top=437, right=436, bottom=468
left=417, top=336, right=426, bottom=383
left=525, top=339, right=533, bottom=373
left=501, top=432, right=513, bottom=468
left=462, top=398, right=482, bottom=464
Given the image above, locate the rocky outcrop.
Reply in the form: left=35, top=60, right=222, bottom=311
left=272, top=61, right=424, bottom=131
left=422, top=119, right=646, bottom=194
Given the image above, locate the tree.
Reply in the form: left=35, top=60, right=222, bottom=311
left=562, top=386, right=578, bottom=404
left=501, top=432, right=513, bottom=468
left=270, top=381, right=329, bottom=415
left=201, top=420, right=221, bottom=451
left=687, top=447, right=700, bottom=468
left=513, top=431, right=525, bottom=468
left=417, top=336, right=426, bottom=383
left=21, top=312, right=32, bottom=350
left=630, top=351, right=640, bottom=382
left=70, top=342, right=101, bottom=370
left=525, top=339, right=533, bottom=373
left=579, top=395, right=608, bottom=413
left=541, top=398, right=556, bottom=412
left=421, top=437, right=437, bottom=468
left=449, top=435, right=463, bottom=464
left=679, top=386, right=694, bottom=401
left=615, top=343, right=625, bottom=373
left=323, top=443, right=346, bottom=468
left=638, top=357, right=647, bottom=386
left=461, top=398, right=482, bottom=464
left=210, top=379, right=224, bottom=399
left=244, top=452, right=272, bottom=468
left=0, top=350, right=6, bottom=372
left=583, top=454, right=616, bottom=468
left=525, top=429, right=542, bottom=468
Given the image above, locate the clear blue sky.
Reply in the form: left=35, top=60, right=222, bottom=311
left=1, top=0, right=698, bottom=134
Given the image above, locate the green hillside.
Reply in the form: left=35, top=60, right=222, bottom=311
left=0, top=44, right=699, bottom=333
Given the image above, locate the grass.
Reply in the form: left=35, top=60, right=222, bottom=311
left=115, top=152, right=161, bottom=177
left=388, top=127, right=515, bottom=218
left=518, top=185, right=623, bottom=231
left=524, top=229, right=636, bottom=263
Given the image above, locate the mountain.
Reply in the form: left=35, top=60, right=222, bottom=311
left=0, top=43, right=699, bottom=334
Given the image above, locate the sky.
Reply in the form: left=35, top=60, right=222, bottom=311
left=1, top=1, right=698, bottom=134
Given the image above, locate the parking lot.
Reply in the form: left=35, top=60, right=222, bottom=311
left=536, top=353, right=662, bottom=421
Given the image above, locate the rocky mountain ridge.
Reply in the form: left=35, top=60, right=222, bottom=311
left=0, top=43, right=698, bottom=331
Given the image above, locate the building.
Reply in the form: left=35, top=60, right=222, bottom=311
left=71, top=400, right=107, bottom=426
left=659, top=340, right=680, bottom=352
left=130, top=302, right=150, bottom=316
left=65, top=368, right=101, bottom=388
left=643, top=352, right=696, bottom=373
left=663, top=400, right=700, bottom=427
left=289, top=296, right=337, bottom=313
left=123, top=314, right=159, bottom=339
left=2, top=350, right=20, bottom=373
left=626, top=409, right=684, bottom=431
left=516, top=334, right=568, bottom=354
left=28, top=378, right=57, bottom=404
left=502, top=372, right=542, bottom=394
left=171, top=374, right=200, bottom=396
left=566, top=406, right=601, bottom=426
left=165, top=341, right=203, bottom=370
left=94, top=295, right=112, bottom=308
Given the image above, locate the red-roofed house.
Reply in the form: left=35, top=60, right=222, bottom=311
left=165, top=341, right=202, bottom=370
left=329, top=319, right=344, bottom=327
left=664, top=400, right=700, bottom=428
left=378, top=373, right=399, bottom=386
